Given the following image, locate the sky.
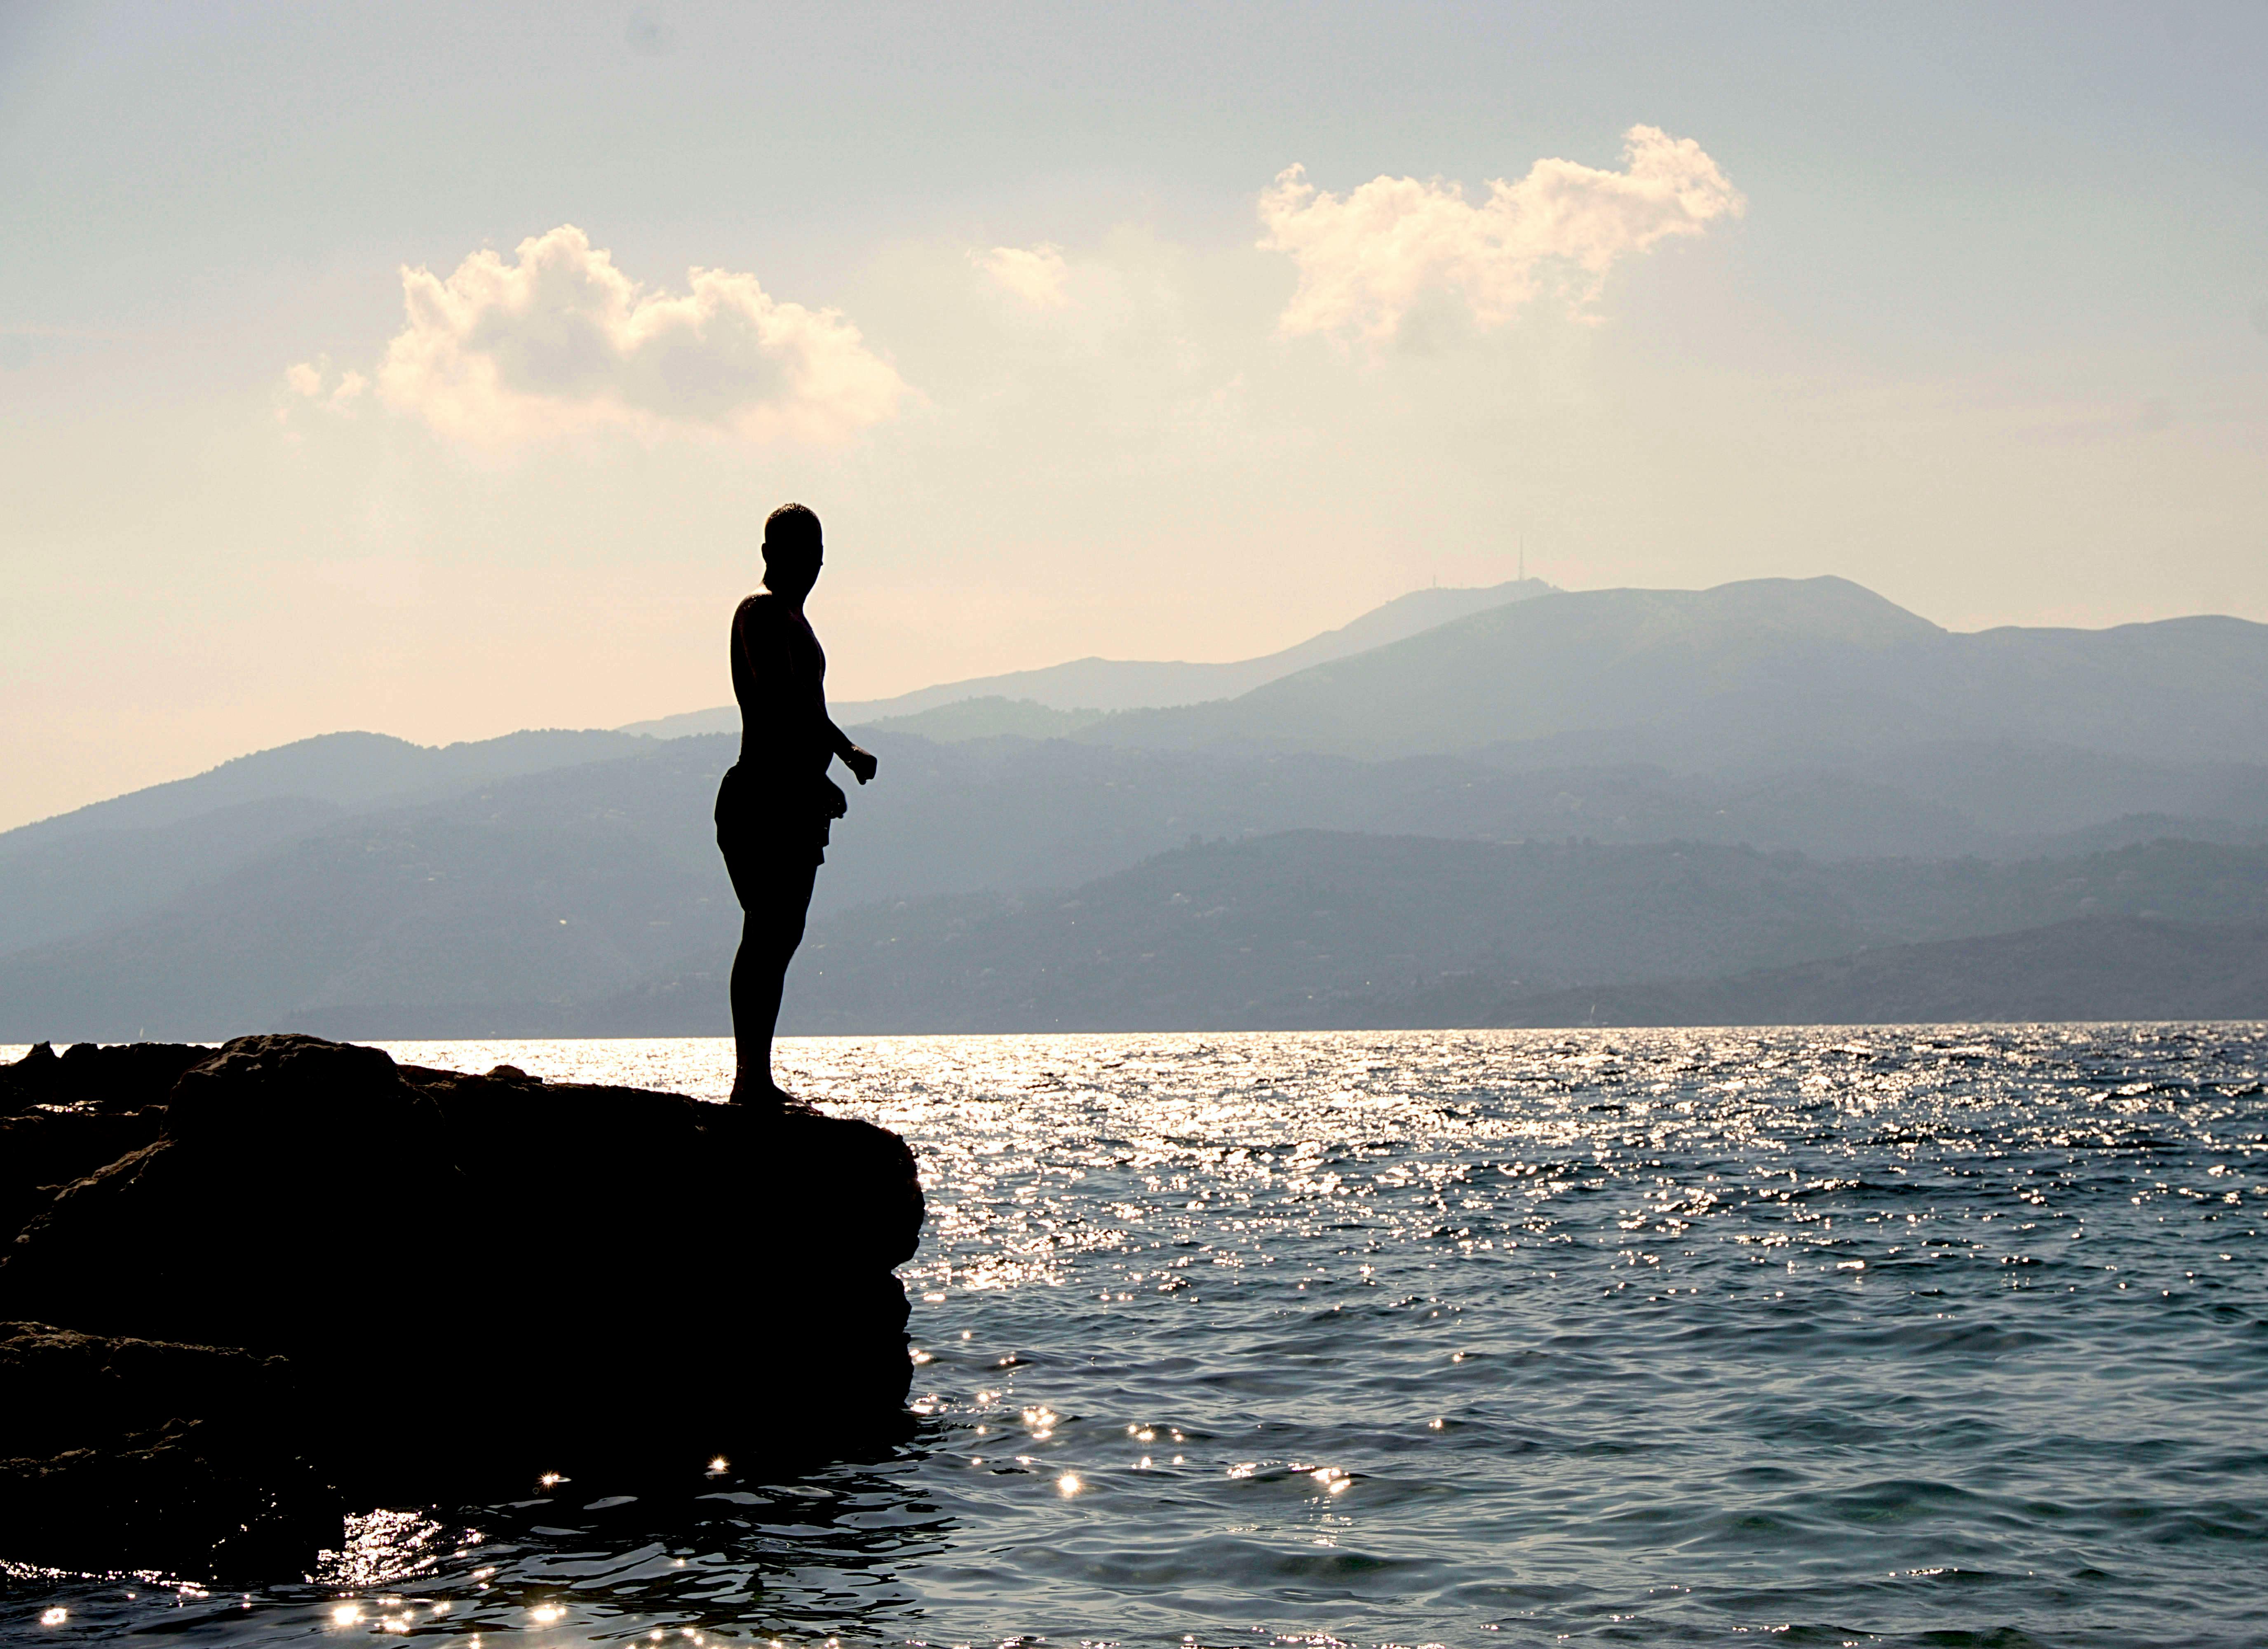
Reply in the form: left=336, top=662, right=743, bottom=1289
left=4, top=0, right=2266, bottom=831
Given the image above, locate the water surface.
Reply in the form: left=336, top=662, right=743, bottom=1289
left=5, top=1027, right=2263, bottom=1647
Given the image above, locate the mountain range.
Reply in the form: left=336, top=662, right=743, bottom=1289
left=8, top=573, right=2268, bottom=1040
left=1076, top=576, right=2268, bottom=765
left=1477, top=916, right=2268, bottom=1029
left=620, top=576, right=1554, bottom=737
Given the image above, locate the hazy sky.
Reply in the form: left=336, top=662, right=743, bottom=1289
left=5, top=1, right=2266, bottom=830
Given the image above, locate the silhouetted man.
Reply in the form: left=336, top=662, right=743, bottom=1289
left=715, top=503, right=877, bottom=1107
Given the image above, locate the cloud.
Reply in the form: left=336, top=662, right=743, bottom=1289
left=978, top=244, right=1073, bottom=308
left=1258, top=125, right=1744, bottom=345
left=371, top=226, right=908, bottom=449
left=282, top=357, right=368, bottom=416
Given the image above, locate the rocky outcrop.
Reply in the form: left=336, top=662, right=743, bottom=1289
left=0, top=1035, right=924, bottom=1575
left=0, top=1038, right=209, bottom=1113
left=0, top=1049, right=175, bottom=1246
left=0, top=1322, right=340, bottom=1576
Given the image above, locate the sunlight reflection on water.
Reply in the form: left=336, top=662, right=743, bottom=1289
left=5, top=1027, right=2265, bottom=1647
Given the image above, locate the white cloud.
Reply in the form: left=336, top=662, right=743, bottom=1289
left=1258, top=125, right=1744, bottom=345
left=978, top=243, right=1073, bottom=308
left=372, top=226, right=909, bottom=449
left=281, top=358, right=367, bottom=419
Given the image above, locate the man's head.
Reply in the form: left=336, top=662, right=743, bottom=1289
left=761, top=503, right=823, bottom=599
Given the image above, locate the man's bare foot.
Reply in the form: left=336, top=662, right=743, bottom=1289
left=728, top=1079, right=815, bottom=1114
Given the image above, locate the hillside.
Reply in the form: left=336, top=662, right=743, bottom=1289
left=1472, top=916, right=2268, bottom=1027
left=19, top=574, right=2268, bottom=968
left=14, top=573, right=2268, bottom=1037
left=0, top=728, right=660, bottom=957
left=0, top=726, right=2021, bottom=963
left=12, top=728, right=2268, bottom=1038
left=0, top=765, right=732, bottom=1041
left=622, top=577, right=1553, bottom=737
left=0, top=739, right=1954, bottom=1027
left=1080, top=578, right=2268, bottom=767
left=23, top=822, right=2266, bottom=1040
left=741, top=833, right=2268, bottom=1034
left=0, top=728, right=650, bottom=853
left=855, top=698, right=1109, bottom=741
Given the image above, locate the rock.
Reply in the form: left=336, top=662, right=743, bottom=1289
left=0, top=1034, right=925, bottom=1569
left=0, top=1042, right=186, bottom=1253
left=4, top=1041, right=55, bottom=1086
left=0, top=1321, right=340, bottom=1578
left=0, top=1106, right=168, bottom=1252
left=4, top=1035, right=468, bottom=1366
left=2, top=1038, right=210, bottom=1116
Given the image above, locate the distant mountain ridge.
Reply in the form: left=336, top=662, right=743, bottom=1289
left=16, top=821, right=2268, bottom=1039
left=0, top=728, right=657, bottom=959
left=1473, top=916, right=2268, bottom=1028
left=621, top=577, right=1554, bottom=738
left=15, top=572, right=2268, bottom=1038
left=1077, top=578, right=2268, bottom=766
left=0, top=728, right=650, bottom=856
left=748, top=832, right=2268, bottom=1033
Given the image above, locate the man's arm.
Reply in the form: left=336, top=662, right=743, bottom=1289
left=824, top=716, right=879, bottom=785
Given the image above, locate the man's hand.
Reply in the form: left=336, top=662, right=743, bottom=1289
left=845, top=745, right=879, bottom=786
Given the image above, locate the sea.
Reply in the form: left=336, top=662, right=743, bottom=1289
left=3, top=1026, right=2263, bottom=1648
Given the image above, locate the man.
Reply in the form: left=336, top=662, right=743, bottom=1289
left=714, top=503, right=878, bottom=1107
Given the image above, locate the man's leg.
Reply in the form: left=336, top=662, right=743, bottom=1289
left=726, top=854, right=819, bottom=1104
left=727, top=907, right=776, bottom=1099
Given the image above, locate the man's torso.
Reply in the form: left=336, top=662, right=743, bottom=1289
left=720, top=593, right=834, bottom=856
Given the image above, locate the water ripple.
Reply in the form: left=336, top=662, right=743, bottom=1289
left=3, top=1025, right=2262, bottom=1646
